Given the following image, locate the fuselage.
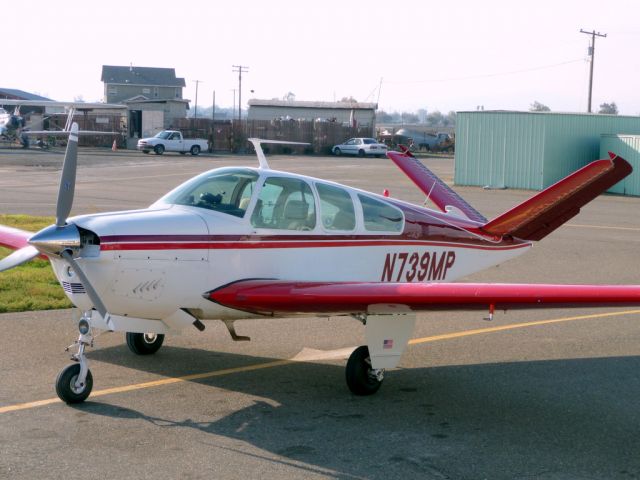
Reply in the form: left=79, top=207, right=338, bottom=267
left=50, top=166, right=531, bottom=323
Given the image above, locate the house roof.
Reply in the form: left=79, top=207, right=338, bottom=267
left=0, top=88, right=54, bottom=101
left=101, top=65, right=186, bottom=87
left=248, top=99, right=377, bottom=110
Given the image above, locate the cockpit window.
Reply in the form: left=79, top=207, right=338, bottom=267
left=358, top=194, right=404, bottom=232
left=161, top=168, right=259, bottom=218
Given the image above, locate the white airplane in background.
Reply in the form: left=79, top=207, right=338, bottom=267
left=1, top=124, right=639, bottom=404
left=0, top=99, right=123, bottom=147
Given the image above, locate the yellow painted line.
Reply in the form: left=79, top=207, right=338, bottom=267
left=2, top=309, right=640, bottom=415
left=0, top=359, right=292, bottom=415
left=566, top=223, right=640, bottom=232
left=409, top=309, right=640, bottom=345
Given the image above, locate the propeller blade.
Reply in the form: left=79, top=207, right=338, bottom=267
left=60, top=250, right=108, bottom=319
left=0, top=246, right=39, bottom=272
left=55, top=123, right=79, bottom=227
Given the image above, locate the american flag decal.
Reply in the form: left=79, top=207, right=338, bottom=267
left=383, top=339, right=393, bottom=349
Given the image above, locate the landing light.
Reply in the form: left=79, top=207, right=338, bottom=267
left=78, top=318, right=90, bottom=335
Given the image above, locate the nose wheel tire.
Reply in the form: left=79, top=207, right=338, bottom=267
left=55, top=363, right=93, bottom=404
left=345, top=345, right=383, bottom=395
left=126, top=332, right=165, bottom=355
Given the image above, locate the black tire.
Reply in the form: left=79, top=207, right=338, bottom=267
left=154, top=144, right=165, bottom=155
left=126, top=332, right=165, bottom=355
left=142, top=150, right=150, bottom=154
left=179, top=151, right=186, bottom=155
left=358, top=149, right=365, bottom=157
left=345, top=345, right=382, bottom=395
left=190, top=145, right=201, bottom=155
left=55, top=363, right=93, bottom=404
left=334, top=148, right=342, bottom=156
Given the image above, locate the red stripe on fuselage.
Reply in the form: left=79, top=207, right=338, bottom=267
left=99, top=236, right=530, bottom=252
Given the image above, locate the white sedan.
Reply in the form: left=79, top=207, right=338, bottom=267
left=332, top=138, right=388, bottom=158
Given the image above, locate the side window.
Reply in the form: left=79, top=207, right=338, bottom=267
left=358, top=194, right=403, bottom=232
left=251, top=177, right=316, bottom=230
left=317, top=183, right=356, bottom=231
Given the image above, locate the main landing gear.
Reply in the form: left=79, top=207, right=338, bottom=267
left=126, top=332, right=164, bottom=355
left=56, top=314, right=94, bottom=404
left=345, top=345, right=384, bottom=395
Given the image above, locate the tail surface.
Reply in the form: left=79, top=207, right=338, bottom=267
left=481, top=153, right=632, bottom=241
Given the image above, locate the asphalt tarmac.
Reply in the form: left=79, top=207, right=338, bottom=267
left=1, top=147, right=639, bottom=479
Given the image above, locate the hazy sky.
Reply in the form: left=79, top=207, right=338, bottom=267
left=5, top=0, right=640, bottom=114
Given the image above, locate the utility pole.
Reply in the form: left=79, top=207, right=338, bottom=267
left=580, top=29, right=607, bottom=113
left=193, top=79, right=203, bottom=119
left=212, top=90, right=215, bottom=121
left=232, top=65, right=249, bottom=122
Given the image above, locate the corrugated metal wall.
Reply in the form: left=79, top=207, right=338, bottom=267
left=601, top=134, right=640, bottom=196
left=455, top=111, right=640, bottom=191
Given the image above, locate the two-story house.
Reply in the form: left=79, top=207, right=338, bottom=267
left=101, top=65, right=189, bottom=139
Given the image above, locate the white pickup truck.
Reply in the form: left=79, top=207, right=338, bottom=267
left=137, top=130, right=208, bottom=155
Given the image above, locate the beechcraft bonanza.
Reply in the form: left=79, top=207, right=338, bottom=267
left=1, top=124, right=640, bottom=403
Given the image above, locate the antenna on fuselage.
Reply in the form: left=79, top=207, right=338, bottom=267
left=248, top=138, right=310, bottom=170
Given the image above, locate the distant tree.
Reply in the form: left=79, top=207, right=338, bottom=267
left=426, top=110, right=444, bottom=126
left=401, top=112, right=419, bottom=124
left=283, top=92, right=296, bottom=102
left=529, top=101, right=550, bottom=112
left=73, top=95, right=85, bottom=103
left=340, top=96, right=358, bottom=103
left=598, top=102, right=618, bottom=115
left=444, top=111, right=457, bottom=127
left=377, top=110, right=394, bottom=123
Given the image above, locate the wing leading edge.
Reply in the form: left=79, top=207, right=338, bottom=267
left=207, top=280, right=640, bottom=316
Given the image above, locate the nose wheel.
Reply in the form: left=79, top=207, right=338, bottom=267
left=345, top=345, right=384, bottom=395
left=56, top=314, right=94, bottom=404
left=56, top=363, right=93, bottom=404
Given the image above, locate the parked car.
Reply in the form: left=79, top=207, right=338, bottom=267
left=332, top=138, right=388, bottom=158
left=137, top=130, right=208, bottom=155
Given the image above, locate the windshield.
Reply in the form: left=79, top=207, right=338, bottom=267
left=160, top=168, right=259, bottom=218
left=154, top=131, right=172, bottom=139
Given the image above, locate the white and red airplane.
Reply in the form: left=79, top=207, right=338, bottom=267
left=1, top=123, right=639, bottom=404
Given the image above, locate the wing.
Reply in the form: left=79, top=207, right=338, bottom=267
left=207, top=280, right=640, bottom=316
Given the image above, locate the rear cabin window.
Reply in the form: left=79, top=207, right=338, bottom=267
left=316, top=183, right=356, bottom=231
left=162, top=169, right=258, bottom=218
left=358, top=194, right=403, bottom=232
left=251, top=177, right=316, bottom=231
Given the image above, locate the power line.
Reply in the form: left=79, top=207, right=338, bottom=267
left=580, top=29, right=607, bottom=113
left=384, top=58, right=586, bottom=85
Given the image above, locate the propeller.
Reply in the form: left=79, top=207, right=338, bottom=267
left=2, top=123, right=112, bottom=326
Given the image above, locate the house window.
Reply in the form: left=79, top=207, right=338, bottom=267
left=153, top=87, right=159, bottom=98
left=108, top=86, right=117, bottom=95
left=175, top=88, right=181, bottom=99
left=142, top=88, right=151, bottom=94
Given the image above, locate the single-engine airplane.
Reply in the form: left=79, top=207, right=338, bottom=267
left=1, top=123, right=640, bottom=404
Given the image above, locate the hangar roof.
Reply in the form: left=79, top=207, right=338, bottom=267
left=248, top=99, right=377, bottom=110
left=0, top=88, right=53, bottom=101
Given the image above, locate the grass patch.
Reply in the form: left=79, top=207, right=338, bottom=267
left=0, top=215, right=73, bottom=313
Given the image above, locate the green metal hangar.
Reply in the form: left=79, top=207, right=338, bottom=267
left=454, top=111, right=640, bottom=195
